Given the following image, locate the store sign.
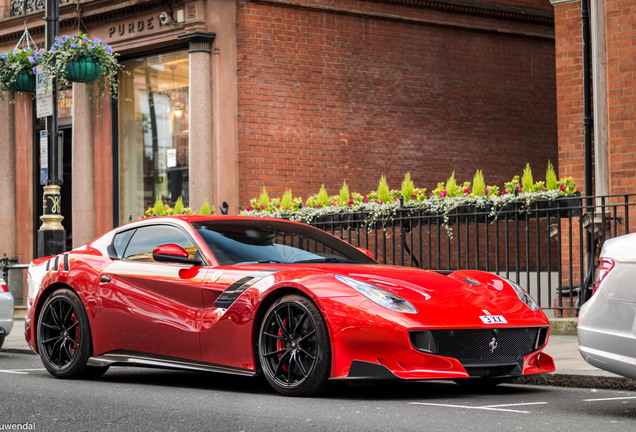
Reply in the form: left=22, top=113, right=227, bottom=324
left=106, top=9, right=186, bottom=42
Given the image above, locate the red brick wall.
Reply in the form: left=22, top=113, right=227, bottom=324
left=553, top=1, right=584, bottom=189
left=606, top=0, right=636, bottom=197
left=237, top=0, right=557, bottom=207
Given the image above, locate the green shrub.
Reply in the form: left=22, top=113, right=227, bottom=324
left=199, top=199, right=212, bottom=215
left=401, top=173, right=416, bottom=201
left=545, top=160, right=558, bottom=190
left=257, top=187, right=270, bottom=209
left=377, top=175, right=391, bottom=203
left=445, top=172, right=458, bottom=197
left=316, top=184, right=330, bottom=207
left=521, top=163, right=533, bottom=193
left=472, top=170, right=486, bottom=196
left=339, top=181, right=350, bottom=206
left=280, top=189, right=294, bottom=210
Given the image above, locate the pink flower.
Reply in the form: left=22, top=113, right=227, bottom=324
left=560, top=185, right=566, bottom=192
left=485, top=189, right=489, bottom=195
left=259, top=205, right=266, bottom=211
left=246, top=206, right=254, bottom=211
left=411, top=194, right=417, bottom=200
left=377, top=200, right=383, bottom=204
left=502, top=189, right=508, bottom=195
left=440, top=190, right=448, bottom=198
left=332, top=202, right=337, bottom=206
left=348, top=200, right=354, bottom=206
left=364, top=197, right=369, bottom=203
left=464, top=188, right=470, bottom=195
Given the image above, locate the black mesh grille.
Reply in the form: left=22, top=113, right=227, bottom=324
left=411, top=328, right=546, bottom=366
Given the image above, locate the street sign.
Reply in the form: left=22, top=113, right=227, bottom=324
left=36, top=66, right=53, bottom=118
left=40, top=130, right=48, bottom=185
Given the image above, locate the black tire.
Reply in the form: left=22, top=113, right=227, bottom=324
left=0, top=335, right=4, bottom=350
left=37, top=288, right=107, bottom=379
left=258, top=295, right=331, bottom=396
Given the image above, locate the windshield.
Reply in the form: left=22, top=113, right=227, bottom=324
left=191, top=219, right=377, bottom=266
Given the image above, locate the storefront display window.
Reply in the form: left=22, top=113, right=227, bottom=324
left=118, top=51, right=189, bottom=223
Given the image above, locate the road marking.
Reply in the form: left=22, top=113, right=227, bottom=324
left=409, top=401, right=548, bottom=414
left=583, top=396, right=636, bottom=402
left=0, top=368, right=46, bottom=375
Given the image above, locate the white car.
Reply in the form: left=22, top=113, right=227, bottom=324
left=578, top=232, right=636, bottom=379
left=0, top=276, right=14, bottom=349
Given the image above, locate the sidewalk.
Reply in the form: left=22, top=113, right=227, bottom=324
left=3, top=316, right=636, bottom=390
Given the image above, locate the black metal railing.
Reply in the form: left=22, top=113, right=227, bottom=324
left=308, top=194, right=636, bottom=317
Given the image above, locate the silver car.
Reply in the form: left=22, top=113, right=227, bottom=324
left=578, top=232, right=636, bottom=379
left=0, top=276, right=14, bottom=349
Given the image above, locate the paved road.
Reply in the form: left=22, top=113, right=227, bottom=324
left=1, top=352, right=635, bottom=432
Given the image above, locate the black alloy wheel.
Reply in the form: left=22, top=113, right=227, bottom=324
left=258, top=295, right=331, bottom=396
left=37, top=288, right=107, bottom=379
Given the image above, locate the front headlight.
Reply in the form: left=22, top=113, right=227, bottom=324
left=507, top=279, right=540, bottom=311
left=335, top=275, right=418, bottom=314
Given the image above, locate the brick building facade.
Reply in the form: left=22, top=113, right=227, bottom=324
left=551, top=0, right=635, bottom=200
left=0, top=0, right=558, bottom=303
left=236, top=0, right=558, bottom=202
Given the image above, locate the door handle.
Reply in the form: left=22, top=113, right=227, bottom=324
left=100, top=275, right=112, bottom=284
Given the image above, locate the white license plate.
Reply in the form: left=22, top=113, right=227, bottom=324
left=479, top=315, right=507, bottom=324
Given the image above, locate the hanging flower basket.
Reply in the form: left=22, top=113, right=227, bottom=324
left=3, top=68, right=35, bottom=93
left=65, top=56, right=103, bottom=83
left=41, top=33, right=122, bottom=101
left=0, top=45, right=43, bottom=101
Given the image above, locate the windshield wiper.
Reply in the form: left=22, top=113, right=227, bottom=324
left=235, top=259, right=285, bottom=265
left=291, top=257, right=355, bottom=264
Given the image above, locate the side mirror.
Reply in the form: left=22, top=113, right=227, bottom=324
left=153, top=244, right=202, bottom=266
left=356, top=247, right=375, bottom=260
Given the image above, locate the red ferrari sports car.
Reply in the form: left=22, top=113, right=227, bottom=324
left=26, top=215, right=554, bottom=396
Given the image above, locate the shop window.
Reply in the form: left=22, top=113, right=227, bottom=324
left=118, top=51, right=189, bottom=223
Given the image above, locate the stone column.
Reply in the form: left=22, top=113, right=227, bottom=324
left=591, top=0, right=608, bottom=197
left=178, top=31, right=216, bottom=213
left=72, top=83, right=95, bottom=247
left=0, top=92, right=16, bottom=259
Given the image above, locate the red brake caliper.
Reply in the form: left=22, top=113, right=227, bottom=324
left=276, top=317, right=289, bottom=372
left=71, top=312, right=79, bottom=352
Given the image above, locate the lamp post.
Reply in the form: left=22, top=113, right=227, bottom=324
left=37, top=0, right=65, bottom=257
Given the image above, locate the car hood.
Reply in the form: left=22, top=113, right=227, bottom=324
left=234, top=263, right=547, bottom=327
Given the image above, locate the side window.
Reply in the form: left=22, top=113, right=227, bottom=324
left=123, top=225, right=197, bottom=263
left=112, top=229, right=136, bottom=258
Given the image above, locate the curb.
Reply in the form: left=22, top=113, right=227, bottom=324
left=548, top=318, right=577, bottom=336
left=515, top=373, right=636, bottom=391
left=0, top=347, right=34, bottom=355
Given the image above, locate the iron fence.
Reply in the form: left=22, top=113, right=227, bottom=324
left=308, top=194, right=636, bottom=317
left=3, top=194, right=634, bottom=317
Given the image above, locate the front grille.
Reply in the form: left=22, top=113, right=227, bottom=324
left=410, top=327, right=547, bottom=367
